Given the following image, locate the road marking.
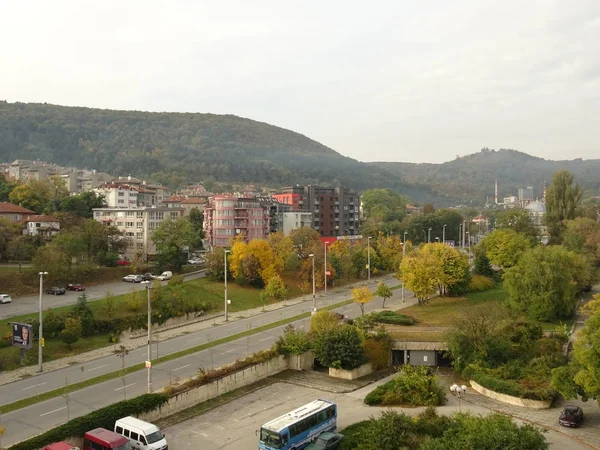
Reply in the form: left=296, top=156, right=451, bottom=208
left=225, top=349, right=235, bottom=353
left=172, top=364, right=191, bottom=372
left=200, top=433, right=208, bottom=437
left=40, top=406, right=66, bottom=416
left=87, top=364, right=108, bottom=372
left=22, top=382, right=47, bottom=391
left=259, top=336, right=273, bottom=342
left=115, top=383, right=136, bottom=391
left=186, top=336, right=206, bottom=343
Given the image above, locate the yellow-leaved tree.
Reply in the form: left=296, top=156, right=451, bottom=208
left=398, top=250, right=443, bottom=305
left=421, top=243, right=470, bottom=296
left=352, top=285, right=373, bottom=316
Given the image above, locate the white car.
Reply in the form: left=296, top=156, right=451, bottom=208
left=122, top=274, right=143, bottom=283
left=156, top=271, right=173, bottom=281
left=0, top=294, right=12, bottom=304
left=188, top=258, right=204, bottom=265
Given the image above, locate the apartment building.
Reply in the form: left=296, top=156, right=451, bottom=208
left=8, top=160, right=61, bottom=182
left=282, top=211, right=313, bottom=236
left=203, top=196, right=270, bottom=248
left=93, top=183, right=139, bottom=208
left=93, top=206, right=183, bottom=259
left=275, top=185, right=361, bottom=237
left=256, top=196, right=293, bottom=233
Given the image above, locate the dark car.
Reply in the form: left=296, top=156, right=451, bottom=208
left=140, top=273, right=155, bottom=281
left=559, top=405, right=584, bottom=427
left=66, top=283, right=86, bottom=291
left=46, top=287, right=66, bottom=295
left=305, top=432, right=344, bottom=450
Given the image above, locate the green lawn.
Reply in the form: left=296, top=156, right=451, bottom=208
left=0, top=265, right=23, bottom=273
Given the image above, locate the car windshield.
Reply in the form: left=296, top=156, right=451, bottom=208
left=260, top=429, right=282, bottom=449
left=146, top=430, right=165, bottom=443
left=316, top=437, right=329, bottom=445
left=115, top=444, right=133, bottom=450
left=563, top=409, right=578, bottom=416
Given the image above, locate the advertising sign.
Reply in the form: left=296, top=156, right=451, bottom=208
left=12, top=323, right=33, bottom=349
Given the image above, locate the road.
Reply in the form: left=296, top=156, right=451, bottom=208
left=0, top=270, right=207, bottom=319
left=0, top=275, right=400, bottom=447
left=164, top=380, right=589, bottom=450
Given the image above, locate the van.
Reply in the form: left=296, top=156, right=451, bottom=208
left=115, top=416, right=168, bottom=450
left=45, top=443, right=79, bottom=450
left=155, top=271, right=172, bottom=281
left=83, top=428, right=131, bottom=450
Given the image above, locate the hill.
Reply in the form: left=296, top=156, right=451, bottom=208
left=368, top=148, right=600, bottom=205
left=0, top=101, right=446, bottom=204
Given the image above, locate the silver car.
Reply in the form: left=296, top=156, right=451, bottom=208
left=0, top=294, right=12, bottom=304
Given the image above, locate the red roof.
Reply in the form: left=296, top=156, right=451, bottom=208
left=24, top=215, right=59, bottom=223
left=181, top=198, right=206, bottom=204
left=0, top=202, right=36, bottom=214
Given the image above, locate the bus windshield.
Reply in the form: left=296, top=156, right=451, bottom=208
left=260, top=428, right=282, bottom=449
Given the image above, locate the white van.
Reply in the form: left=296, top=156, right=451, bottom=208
left=114, top=416, right=168, bottom=450
left=156, top=271, right=173, bottom=281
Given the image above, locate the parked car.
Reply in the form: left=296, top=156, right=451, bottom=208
left=559, top=405, right=584, bottom=427
left=305, top=432, right=344, bottom=450
left=156, top=271, right=173, bottom=281
left=115, top=416, right=168, bottom=450
left=66, top=283, right=86, bottom=291
left=0, top=294, right=12, bottom=304
left=122, top=275, right=143, bottom=283
left=188, top=257, right=204, bottom=265
left=140, top=273, right=155, bottom=281
left=47, top=287, right=66, bottom=295
left=116, top=259, right=131, bottom=266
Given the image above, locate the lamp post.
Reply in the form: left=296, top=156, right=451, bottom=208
left=443, top=224, right=447, bottom=244
left=324, top=242, right=330, bottom=295
left=435, top=237, right=440, bottom=243
left=466, top=231, right=471, bottom=262
left=309, top=254, right=316, bottom=313
left=38, top=271, right=48, bottom=373
left=224, top=249, right=230, bottom=322
left=402, top=232, right=407, bottom=302
left=367, top=236, right=372, bottom=282
left=458, top=223, right=462, bottom=248
left=462, top=220, right=467, bottom=249
left=141, top=281, right=152, bottom=393
left=428, top=227, right=432, bottom=243
left=422, top=229, right=426, bottom=243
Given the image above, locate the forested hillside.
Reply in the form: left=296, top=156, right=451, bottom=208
left=369, top=148, right=600, bottom=204
left=0, top=101, right=447, bottom=203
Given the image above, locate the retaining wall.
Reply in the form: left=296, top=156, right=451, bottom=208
left=329, top=362, right=373, bottom=380
left=469, top=380, right=552, bottom=410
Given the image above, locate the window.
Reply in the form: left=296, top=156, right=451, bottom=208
left=118, top=191, right=125, bottom=196
left=35, top=223, right=41, bottom=228
left=125, top=222, right=134, bottom=227
left=116, top=426, right=123, bottom=434
left=130, top=432, right=139, bottom=441
left=123, top=429, right=130, bottom=437
left=137, top=243, right=144, bottom=249
left=136, top=232, right=143, bottom=239
left=13, top=214, right=19, bottom=220
left=118, top=199, right=125, bottom=204
left=117, top=222, right=123, bottom=227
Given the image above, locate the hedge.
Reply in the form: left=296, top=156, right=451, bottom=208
left=370, top=311, right=415, bottom=326
left=465, top=367, right=555, bottom=401
left=8, top=393, right=168, bottom=450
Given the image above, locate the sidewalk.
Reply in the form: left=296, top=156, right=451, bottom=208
left=0, top=274, right=402, bottom=386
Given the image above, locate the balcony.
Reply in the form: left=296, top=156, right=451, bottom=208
left=234, top=212, right=248, bottom=218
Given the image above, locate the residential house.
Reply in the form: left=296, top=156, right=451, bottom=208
left=93, top=183, right=139, bottom=208
left=22, top=215, right=60, bottom=237
left=0, top=202, right=36, bottom=223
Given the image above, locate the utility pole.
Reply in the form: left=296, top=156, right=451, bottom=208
left=443, top=224, right=446, bottom=244
left=224, top=249, right=230, bottom=321
left=402, top=232, right=407, bottom=302
left=367, top=237, right=372, bottom=282
left=310, top=254, right=316, bottom=313
left=38, top=271, right=48, bottom=373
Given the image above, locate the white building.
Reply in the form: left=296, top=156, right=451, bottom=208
left=93, top=184, right=139, bottom=208
left=22, top=215, right=60, bottom=237
left=282, top=211, right=313, bottom=236
left=93, top=206, right=183, bottom=259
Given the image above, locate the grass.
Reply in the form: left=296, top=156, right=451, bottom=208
left=0, top=298, right=354, bottom=415
left=0, top=266, right=23, bottom=274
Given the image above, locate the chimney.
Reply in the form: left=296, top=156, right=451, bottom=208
left=494, top=180, right=498, bottom=204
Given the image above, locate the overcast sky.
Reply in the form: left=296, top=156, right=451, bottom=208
left=1, top=0, right=599, bottom=163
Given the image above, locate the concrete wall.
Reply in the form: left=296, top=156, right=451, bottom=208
left=409, top=350, right=437, bottom=366
left=126, top=311, right=224, bottom=339
left=288, top=351, right=314, bottom=371
left=469, top=380, right=552, bottom=410
left=329, top=362, right=373, bottom=380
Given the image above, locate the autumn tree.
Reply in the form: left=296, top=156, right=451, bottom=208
left=477, top=229, right=533, bottom=268
left=398, top=250, right=443, bottom=305
left=375, top=234, right=405, bottom=271
left=264, top=275, right=288, bottom=303
left=60, top=317, right=83, bottom=349
left=205, top=247, right=226, bottom=281
left=562, top=217, right=600, bottom=263
left=545, top=170, right=582, bottom=243
left=268, top=231, right=295, bottom=271
left=421, top=243, right=470, bottom=296
left=375, top=281, right=393, bottom=308
left=352, top=285, right=374, bottom=316
left=8, top=182, right=50, bottom=213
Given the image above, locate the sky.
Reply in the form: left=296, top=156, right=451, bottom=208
left=1, top=0, right=599, bottom=163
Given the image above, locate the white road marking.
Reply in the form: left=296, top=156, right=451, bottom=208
left=40, top=406, right=66, bottom=416
left=22, top=382, right=47, bottom=391
left=87, top=364, right=108, bottom=372
left=225, top=349, right=235, bottom=353
left=115, top=383, right=136, bottom=391
left=259, top=336, right=273, bottom=342
left=172, top=364, right=191, bottom=372
left=186, top=336, right=205, bottom=343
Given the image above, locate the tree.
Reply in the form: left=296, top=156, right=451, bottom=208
left=60, top=317, right=82, bottom=349
left=205, top=247, right=226, bottom=281
left=421, top=243, right=470, bottom=296
left=311, top=324, right=366, bottom=370
left=545, top=170, right=582, bottom=243
left=477, top=229, right=533, bottom=269
left=0, top=173, right=18, bottom=202
left=504, top=246, right=586, bottom=321
left=398, top=250, right=443, bottom=305
left=310, top=310, right=341, bottom=335
left=264, top=275, right=288, bottom=303
left=472, top=251, right=494, bottom=278
left=188, top=207, right=205, bottom=249
left=495, top=208, right=537, bottom=238
left=562, top=217, right=600, bottom=263
left=267, top=231, right=294, bottom=272
left=152, top=217, right=197, bottom=269
left=422, top=203, right=435, bottom=215
left=288, top=227, right=321, bottom=255
left=5, top=236, right=34, bottom=270
left=59, top=191, right=106, bottom=217
left=0, top=217, right=20, bottom=260
left=375, top=234, right=404, bottom=271
left=375, top=282, right=393, bottom=308
left=8, top=181, right=51, bottom=213
left=352, top=285, right=374, bottom=316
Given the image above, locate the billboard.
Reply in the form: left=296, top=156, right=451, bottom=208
left=12, top=323, right=33, bottom=349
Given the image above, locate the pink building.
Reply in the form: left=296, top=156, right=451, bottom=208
left=204, top=196, right=270, bottom=248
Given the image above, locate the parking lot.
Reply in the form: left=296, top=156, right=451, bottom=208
left=164, top=378, right=592, bottom=450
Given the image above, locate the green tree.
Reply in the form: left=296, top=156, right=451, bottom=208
left=0, top=218, right=20, bottom=260
left=421, top=243, right=470, bottom=296
left=8, top=181, right=51, bottom=213
left=6, top=236, right=34, bottom=270
left=495, top=208, right=537, bottom=238
left=477, top=229, right=533, bottom=268
left=504, top=246, right=586, bottom=321
left=311, top=324, right=366, bottom=370
left=310, top=310, right=341, bottom=335
left=352, top=285, right=374, bottom=316
left=152, top=217, right=197, bottom=269
left=545, top=170, right=582, bottom=243
left=59, top=191, right=106, bottom=217
left=188, top=207, right=205, bottom=249
left=60, top=317, right=82, bottom=349
left=0, top=173, right=18, bottom=202
left=205, top=247, right=226, bottom=281
left=375, top=281, right=393, bottom=308
left=472, top=251, right=494, bottom=278
left=264, top=275, right=288, bottom=303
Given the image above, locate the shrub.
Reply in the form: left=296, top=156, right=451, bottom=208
left=310, top=310, right=342, bottom=335
left=468, top=274, right=495, bottom=292
left=274, top=325, right=311, bottom=355
left=370, top=310, right=416, bottom=326
left=312, top=324, right=367, bottom=370
left=102, top=294, right=117, bottom=318
left=126, top=291, right=143, bottom=312
left=467, top=367, right=555, bottom=401
left=9, top=393, right=168, bottom=450
left=60, top=317, right=82, bottom=349
left=168, top=274, right=185, bottom=286
left=364, top=337, right=391, bottom=370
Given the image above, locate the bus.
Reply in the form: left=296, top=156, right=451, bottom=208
left=258, top=399, right=337, bottom=450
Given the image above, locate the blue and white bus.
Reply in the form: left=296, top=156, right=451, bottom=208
left=258, top=399, right=337, bottom=450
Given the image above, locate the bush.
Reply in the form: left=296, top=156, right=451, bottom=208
left=9, top=393, right=168, bottom=450
left=126, top=291, right=143, bottom=312
left=364, top=337, right=391, bottom=370
left=370, top=310, right=416, bottom=326
left=364, top=365, right=446, bottom=407
left=60, top=317, right=82, bottom=349
left=467, top=367, right=555, bottom=401
left=312, top=324, right=367, bottom=370
left=310, top=310, right=342, bottom=335
left=274, top=325, right=311, bottom=355
left=168, top=274, right=185, bottom=286
left=468, top=275, right=495, bottom=292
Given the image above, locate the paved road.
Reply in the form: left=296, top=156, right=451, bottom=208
left=0, top=276, right=401, bottom=447
left=0, top=270, right=207, bottom=319
left=164, top=380, right=589, bottom=450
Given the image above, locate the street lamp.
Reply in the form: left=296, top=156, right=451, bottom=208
left=224, top=249, right=230, bottom=322
left=466, top=231, right=471, bottom=261
left=367, top=236, right=372, bottom=282
left=463, top=220, right=467, bottom=248
left=422, top=229, right=426, bottom=242
left=443, top=224, right=447, bottom=244
left=458, top=223, right=462, bottom=248
left=402, top=232, right=407, bottom=302
left=309, top=254, right=316, bottom=313
left=324, top=242, right=330, bottom=295
left=428, top=227, right=432, bottom=243
left=435, top=237, right=440, bottom=243
left=38, top=271, right=48, bottom=372
left=141, top=280, right=153, bottom=393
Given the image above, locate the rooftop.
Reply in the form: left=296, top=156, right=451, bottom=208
left=0, top=202, right=36, bottom=214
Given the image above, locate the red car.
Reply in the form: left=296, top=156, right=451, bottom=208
left=116, top=259, right=131, bottom=266
left=66, top=283, right=86, bottom=291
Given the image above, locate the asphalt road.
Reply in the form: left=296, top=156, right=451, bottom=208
left=0, top=270, right=207, bottom=319
left=0, top=275, right=400, bottom=447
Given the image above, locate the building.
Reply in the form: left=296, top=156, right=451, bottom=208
left=93, top=183, right=139, bottom=208
left=503, top=196, right=518, bottom=208
left=518, top=186, right=534, bottom=207
left=93, top=206, right=183, bottom=259
left=0, top=202, right=36, bottom=223
left=257, top=196, right=293, bottom=233
left=275, top=185, right=360, bottom=237
left=22, top=215, right=60, bottom=237
left=203, top=196, right=270, bottom=248
left=282, top=211, right=313, bottom=236
left=272, top=192, right=301, bottom=210
left=525, top=201, right=546, bottom=230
